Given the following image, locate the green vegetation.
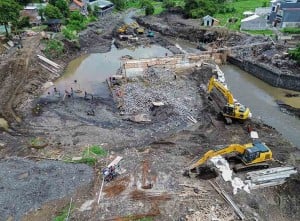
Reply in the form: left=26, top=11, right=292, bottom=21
left=53, top=204, right=73, bottom=221
left=0, top=0, right=22, bottom=36
left=289, top=44, right=300, bottom=63
left=62, top=11, right=96, bottom=40
left=44, top=39, right=64, bottom=59
left=214, top=0, right=268, bottom=30
left=44, top=4, right=63, bottom=19
left=145, top=3, right=155, bottom=15
left=244, top=29, right=274, bottom=35
left=70, top=145, right=107, bottom=166
left=282, top=27, right=300, bottom=34
left=83, top=145, right=108, bottom=157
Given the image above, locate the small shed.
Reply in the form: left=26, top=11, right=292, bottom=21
left=44, top=19, right=62, bottom=32
left=202, top=15, right=219, bottom=26
left=88, top=0, right=114, bottom=16
left=241, top=14, right=267, bottom=30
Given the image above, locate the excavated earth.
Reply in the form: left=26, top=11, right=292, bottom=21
left=0, top=11, right=299, bottom=221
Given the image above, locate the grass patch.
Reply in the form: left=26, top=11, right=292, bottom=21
left=282, top=27, right=300, bottom=34
left=83, top=145, right=107, bottom=157
left=214, top=0, right=268, bottom=30
left=68, top=145, right=107, bottom=166
left=244, top=29, right=274, bottom=35
left=53, top=204, right=73, bottom=221
left=44, top=39, right=64, bottom=59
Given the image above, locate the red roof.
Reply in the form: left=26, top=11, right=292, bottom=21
left=73, top=0, right=84, bottom=7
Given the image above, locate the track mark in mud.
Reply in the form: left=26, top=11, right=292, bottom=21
left=103, top=176, right=130, bottom=198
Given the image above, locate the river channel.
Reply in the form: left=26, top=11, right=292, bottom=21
left=221, top=65, right=300, bottom=147
left=49, top=38, right=299, bottom=147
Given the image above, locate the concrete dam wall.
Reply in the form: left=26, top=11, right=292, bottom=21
left=228, top=56, right=300, bottom=92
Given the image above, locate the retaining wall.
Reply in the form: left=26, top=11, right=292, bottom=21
left=228, top=56, right=300, bottom=92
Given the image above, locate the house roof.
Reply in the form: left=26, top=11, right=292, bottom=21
left=73, top=0, right=84, bottom=7
left=21, top=10, right=41, bottom=23
left=45, top=19, right=62, bottom=24
left=243, top=11, right=255, bottom=16
left=202, top=15, right=219, bottom=21
left=282, top=9, right=300, bottom=22
left=255, top=7, right=271, bottom=15
left=241, top=14, right=260, bottom=22
left=98, top=0, right=114, bottom=8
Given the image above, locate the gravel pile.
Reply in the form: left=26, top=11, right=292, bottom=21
left=0, top=157, right=94, bottom=221
left=123, top=67, right=203, bottom=122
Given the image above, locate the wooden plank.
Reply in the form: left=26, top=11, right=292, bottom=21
left=107, top=156, right=122, bottom=168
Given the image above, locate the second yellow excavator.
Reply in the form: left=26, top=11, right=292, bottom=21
left=186, top=141, right=273, bottom=177
left=207, top=76, right=251, bottom=124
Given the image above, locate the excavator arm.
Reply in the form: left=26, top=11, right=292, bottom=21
left=208, top=76, right=234, bottom=104
left=189, top=144, right=247, bottom=170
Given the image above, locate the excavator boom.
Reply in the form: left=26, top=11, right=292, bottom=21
left=207, top=76, right=251, bottom=122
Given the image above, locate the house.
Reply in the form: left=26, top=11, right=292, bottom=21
left=267, top=0, right=300, bottom=28
left=241, top=14, right=267, bottom=30
left=88, top=0, right=114, bottom=16
left=21, top=6, right=41, bottom=26
left=202, top=15, right=219, bottom=26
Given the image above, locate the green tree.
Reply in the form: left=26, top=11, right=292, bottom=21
left=111, top=0, right=125, bottom=10
left=145, top=3, right=155, bottom=15
left=44, top=4, right=63, bottom=19
left=16, top=0, right=31, bottom=5
left=0, top=0, right=22, bottom=36
left=93, top=5, right=100, bottom=16
left=87, top=4, right=92, bottom=14
left=163, top=0, right=176, bottom=9
left=184, top=0, right=217, bottom=18
left=55, top=0, right=70, bottom=18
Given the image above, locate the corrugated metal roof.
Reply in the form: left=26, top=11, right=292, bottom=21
left=283, top=9, right=300, bottom=22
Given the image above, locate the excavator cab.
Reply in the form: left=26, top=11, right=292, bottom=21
left=240, top=142, right=272, bottom=165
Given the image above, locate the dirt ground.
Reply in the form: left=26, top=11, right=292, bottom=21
left=0, top=11, right=300, bottom=221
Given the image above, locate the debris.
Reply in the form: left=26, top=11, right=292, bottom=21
left=0, top=118, right=9, bottom=130
left=79, top=200, right=95, bottom=212
left=246, top=166, right=297, bottom=189
left=130, top=114, right=151, bottom=123
left=65, top=197, right=72, bottom=221
left=72, top=156, right=83, bottom=161
left=250, top=131, right=259, bottom=139
left=209, top=181, right=245, bottom=220
left=97, top=177, right=105, bottom=205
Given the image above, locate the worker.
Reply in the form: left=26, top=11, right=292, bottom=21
left=247, top=124, right=252, bottom=133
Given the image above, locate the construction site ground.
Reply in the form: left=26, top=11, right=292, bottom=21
left=0, top=11, right=300, bottom=221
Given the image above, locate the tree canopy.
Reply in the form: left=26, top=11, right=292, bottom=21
left=55, top=0, right=70, bottom=18
left=0, top=0, right=22, bottom=36
left=184, top=0, right=218, bottom=18
left=44, top=4, right=63, bottom=19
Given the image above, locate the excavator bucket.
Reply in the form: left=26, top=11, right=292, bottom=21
left=184, top=165, right=219, bottom=180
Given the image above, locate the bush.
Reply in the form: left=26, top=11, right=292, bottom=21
left=289, top=44, right=300, bottom=63
left=62, top=27, right=77, bottom=40
left=44, top=39, right=64, bottom=59
left=17, top=16, right=31, bottom=29
left=145, top=3, right=155, bottom=15
left=163, top=0, right=176, bottom=9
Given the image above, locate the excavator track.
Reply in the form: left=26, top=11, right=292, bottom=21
left=233, top=163, right=269, bottom=172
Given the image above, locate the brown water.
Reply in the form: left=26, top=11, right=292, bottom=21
left=46, top=43, right=172, bottom=98
left=221, top=65, right=300, bottom=147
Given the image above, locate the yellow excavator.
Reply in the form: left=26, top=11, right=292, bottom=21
left=186, top=141, right=273, bottom=177
left=207, top=76, right=251, bottom=124
left=117, top=24, right=129, bottom=34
